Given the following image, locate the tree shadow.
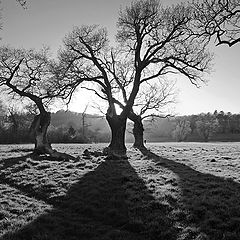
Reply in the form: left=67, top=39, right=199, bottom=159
left=0, top=153, right=69, bottom=170
left=0, top=154, right=73, bottom=205
left=0, top=154, right=32, bottom=169
left=140, top=148, right=240, bottom=240
left=0, top=157, right=178, bottom=240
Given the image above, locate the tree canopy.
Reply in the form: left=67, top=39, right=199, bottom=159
left=58, top=0, right=213, bottom=157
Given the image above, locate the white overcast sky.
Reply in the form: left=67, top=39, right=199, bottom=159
left=1, top=0, right=240, bottom=115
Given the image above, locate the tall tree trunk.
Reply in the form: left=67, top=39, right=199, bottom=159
left=30, top=111, right=52, bottom=154
left=128, top=112, right=147, bottom=150
left=106, top=114, right=127, bottom=158
left=132, top=116, right=146, bottom=150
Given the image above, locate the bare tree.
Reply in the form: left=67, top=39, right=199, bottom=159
left=59, top=0, right=212, bottom=158
left=0, top=46, right=75, bottom=159
left=172, top=116, right=192, bottom=142
left=81, top=103, right=92, bottom=140
left=192, top=0, right=240, bottom=47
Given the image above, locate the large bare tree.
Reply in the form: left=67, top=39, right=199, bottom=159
left=59, top=0, right=212, bottom=158
left=0, top=46, right=75, bottom=159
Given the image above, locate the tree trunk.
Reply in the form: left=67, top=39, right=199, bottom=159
left=30, top=111, right=75, bottom=160
left=106, top=114, right=127, bottom=159
left=128, top=112, right=147, bottom=150
left=132, top=116, right=147, bottom=150
left=31, top=111, right=52, bottom=154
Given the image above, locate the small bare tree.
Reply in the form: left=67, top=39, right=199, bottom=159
left=172, top=116, right=192, bottom=142
left=81, top=104, right=93, bottom=140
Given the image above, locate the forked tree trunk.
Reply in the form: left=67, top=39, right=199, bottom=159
left=106, top=114, right=127, bottom=158
left=30, top=111, right=75, bottom=160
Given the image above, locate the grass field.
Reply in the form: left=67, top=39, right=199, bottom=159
left=0, top=142, right=240, bottom=240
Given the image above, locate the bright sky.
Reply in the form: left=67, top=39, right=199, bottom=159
left=1, top=0, right=240, bottom=115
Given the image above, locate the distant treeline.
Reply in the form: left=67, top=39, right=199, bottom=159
left=143, top=110, right=240, bottom=142
left=0, top=110, right=110, bottom=144
left=0, top=110, right=240, bottom=144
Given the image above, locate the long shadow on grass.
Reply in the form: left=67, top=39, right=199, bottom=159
left=0, top=154, right=33, bottom=168
left=0, top=154, right=69, bottom=204
left=140, top=148, right=240, bottom=240
left=0, top=153, right=60, bottom=169
left=0, top=157, right=177, bottom=240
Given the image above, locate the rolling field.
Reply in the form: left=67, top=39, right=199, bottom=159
left=0, top=142, right=240, bottom=240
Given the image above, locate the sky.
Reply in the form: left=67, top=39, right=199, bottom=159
left=1, top=0, right=240, bottom=115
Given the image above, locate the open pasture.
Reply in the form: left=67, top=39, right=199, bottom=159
left=0, top=142, right=240, bottom=240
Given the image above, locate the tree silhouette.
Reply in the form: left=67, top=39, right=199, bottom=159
left=59, top=0, right=212, bottom=157
left=0, top=46, right=75, bottom=159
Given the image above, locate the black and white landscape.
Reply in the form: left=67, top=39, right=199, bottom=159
left=0, top=0, right=240, bottom=239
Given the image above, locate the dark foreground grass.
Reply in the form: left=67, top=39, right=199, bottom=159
left=140, top=149, right=240, bottom=240
left=0, top=143, right=240, bottom=240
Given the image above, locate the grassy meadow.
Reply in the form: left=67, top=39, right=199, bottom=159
left=0, top=142, right=240, bottom=240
